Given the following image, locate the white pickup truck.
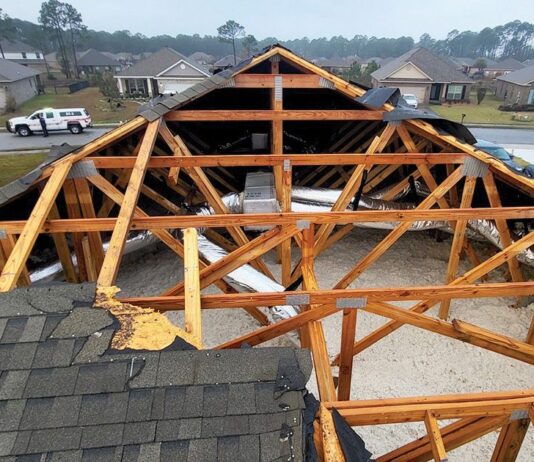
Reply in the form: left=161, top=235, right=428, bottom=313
left=6, top=107, right=92, bottom=136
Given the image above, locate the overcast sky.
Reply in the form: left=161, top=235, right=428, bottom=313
left=4, top=0, right=534, bottom=40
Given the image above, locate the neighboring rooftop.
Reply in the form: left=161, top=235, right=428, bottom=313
left=496, top=63, right=534, bottom=85
left=372, top=47, right=473, bottom=83
left=0, top=58, right=40, bottom=82
left=116, top=47, right=210, bottom=78
left=77, top=49, right=120, bottom=67
left=0, top=283, right=313, bottom=461
left=0, top=39, right=37, bottom=54
left=491, top=57, right=525, bottom=71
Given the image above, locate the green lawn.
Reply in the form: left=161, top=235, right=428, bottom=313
left=0, top=87, right=139, bottom=126
left=431, top=93, right=534, bottom=126
left=0, top=152, right=48, bottom=187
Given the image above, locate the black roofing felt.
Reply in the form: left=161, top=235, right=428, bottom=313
left=0, top=283, right=313, bottom=462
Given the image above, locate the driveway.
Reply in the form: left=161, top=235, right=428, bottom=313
left=0, top=128, right=111, bottom=151
left=469, top=127, right=534, bottom=146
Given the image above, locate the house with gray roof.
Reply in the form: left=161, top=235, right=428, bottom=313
left=0, top=58, right=41, bottom=113
left=484, top=57, right=524, bottom=78
left=77, top=49, right=122, bottom=75
left=371, top=47, right=473, bottom=105
left=114, top=47, right=210, bottom=97
left=0, top=39, right=46, bottom=73
left=495, top=64, right=534, bottom=105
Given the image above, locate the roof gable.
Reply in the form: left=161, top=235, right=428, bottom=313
left=387, top=61, right=432, bottom=81
left=158, top=59, right=210, bottom=78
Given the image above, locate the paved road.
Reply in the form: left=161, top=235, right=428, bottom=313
left=0, top=128, right=111, bottom=151
left=1, top=126, right=533, bottom=152
left=469, top=127, right=534, bottom=145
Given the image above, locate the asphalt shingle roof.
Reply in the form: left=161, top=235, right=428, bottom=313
left=0, top=283, right=312, bottom=461
left=496, top=63, right=534, bottom=85
left=116, top=47, right=210, bottom=78
left=0, top=39, right=36, bottom=54
left=0, top=58, right=40, bottom=82
left=77, top=49, right=119, bottom=67
left=371, top=47, right=472, bottom=84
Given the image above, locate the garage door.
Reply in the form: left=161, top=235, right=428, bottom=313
left=396, top=86, right=427, bottom=104
left=157, top=80, right=198, bottom=94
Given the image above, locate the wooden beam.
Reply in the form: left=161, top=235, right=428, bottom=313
left=439, top=176, right=477, bottom=319
left=0, top=234, right=31, bottom=287
left=97, top=119, right=160, bottom=287
left=424, top=411, right=448, bottom=462
left=334, top=166, right=464, bottom=289
left=234, top=73, right=321, bottom=88
left=337, top=308, right=357, bottom=401
left=319, top=405, right=345, bottom=462
left=81, top=236, right=97, bottom=281
left=183, top=228, right=202, bottom=346
left=63, top=179, right=88, bottom=281
left=0, top=161, right=71, bottom=292
left=123, top=281, right=534, bottom=310
left=490, top=419, right=531, bottom=462
left=2, top=206, right=533, bottom=235
left=47, top=204, right=77, bottom=283
left=165, top=109, right=384, bottom=121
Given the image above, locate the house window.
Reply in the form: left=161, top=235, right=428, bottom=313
left=36, top=52, right=41, bottom=59
left=446, top=84, right=464, bottom=101
left=21, top=52, right=27, bottom=59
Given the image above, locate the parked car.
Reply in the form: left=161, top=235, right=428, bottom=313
left=474, top=139, right=534, bottom=178
left=402, top=94, right=418, bottom=109
left=6, top=108, right=92, bottom=137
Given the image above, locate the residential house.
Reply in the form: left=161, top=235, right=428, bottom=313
left=0, top=59, right=40, bottom=113
left=114, top=47, right=210, bottom=97
left=313, top=55, right=360, bottom=74
left=483, top=58, right=524, bottom=78
left=360, top=57, right=392, bottom=71
left=495, top=64, right=534, bottom=105
left=371, top=47, right=472, bottom=105
left=189, top=51, right=216, bottom=67
left=76, top=49, right=122, bottom=75
left=0, top=39, right=46, bottom=73
left=212, top=54, right=236, bottom=72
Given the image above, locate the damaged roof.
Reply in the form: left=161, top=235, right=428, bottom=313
left=0, top=283, right=313, bottom=461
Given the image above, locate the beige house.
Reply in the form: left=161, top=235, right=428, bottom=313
left=0, top=59, right=40, bottom=113
left=495, top=64, right=534, bottom=105
left=114, top=48, right=210, bottom=97
left=371, top=48, right=472, bottom=105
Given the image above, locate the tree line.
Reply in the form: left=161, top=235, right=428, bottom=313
left=1, top=2, right=533, bottom=70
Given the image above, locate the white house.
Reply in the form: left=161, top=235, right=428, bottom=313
left=0, top=39, right=46, bottom=73
left=114, top=47, right=210, bottom=97
left=0, top=59, right=41, bottom=113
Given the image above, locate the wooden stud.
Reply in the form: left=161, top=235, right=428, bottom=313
left=183, top=228, right=202, bottom=346
left=47, top=204, right=77, bottom=283
left=424, top=411, right=448, bottom=462
left=337, top=308, right=357, bottom=401
left=319, top=404, right=345, bottom=462
left=97, top=119, right=160, bottom=287
left=81, top=236, right=97, bottom=281
left=0, top=161, right=71, bottom=292
left=439, top=176, right=477, bottom=319
left=63, top=179, right=88, bottom=281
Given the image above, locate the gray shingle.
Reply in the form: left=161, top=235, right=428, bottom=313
left=31, top=339, right=75, bottom=368
left=81, top=446, right=122, bottom=462
left=138, top=442, right=161, bottom=462
left=155, top=420, right=181, bottom=442
left=26, top=427, right=82, bottom=454
left=163, top=388, right=185, bottom=419
left=127, top=353, right=159, bottom=389
left=9, top=430, right=31, bottom=455
left=239, top=435, right=260, bottom=462
left=122, top=421, right=156, bottom=445
left=18, top=317, right=46, bottom=343
left=227, top=383, right=255, bottom=415
left=0, top=433, right=16, bottom=457
left=202, top=384, right=228, bottom=417
left=156, top=351, right=196, bottom=387
left=50, top=308, right=113, bottom=339
left=201, top=415, right=249, bottom=438
left=183, top=386, right=203, bottom=418
left=0, top=400, right=25, bottom=432
left=0, top=318, right=7, bottom=340
left=40, top=315, right=65, bottom=342
left=47, top=450, right=83, bottom=461
left=20, top=396, right=81, bottom=430
left=0, top=291, right=42, bottom=318
left=74, top=362, right=127, bottom=394
left=1, top=318, right=27, bottom=343
left=255, top=383, right=280, bottom=413
left=178, top=419, right=201, bottom=440
left=249, top=410, right=301, bottom=434
left=159, top=441, right=189, bottom=462
left=80, top=423, right=124, bottom=449
left=23, top=367, right=78, bottom=398
left=217, top=436, right=239, bottom=462
left=126, top=389, right=154, bottom=422
left=259, top=431, right=284, bottom=461
left=0, top=371, right=30, bottom=400
left=150, top=389, right=165, bottom=421
left=73, top=329, right=113, bottom=364
left=187, top=438, right=217, bottom=462
left=121, top=445, right=140, bottom=462
left=0, top=343, right=38, bottom=370
left=78, top=393, right=129, bottom=425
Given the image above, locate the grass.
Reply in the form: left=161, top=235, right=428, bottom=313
left=0, top=152, right=48, bottom=187
left=431, top=92, right=534, bottom=126
left=0, top=87, right=140, bottom=126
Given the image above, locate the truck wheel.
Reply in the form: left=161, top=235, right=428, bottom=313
left=69, top=124, right=83, bottom=134
left=16, top=126, right=31, bottom=137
